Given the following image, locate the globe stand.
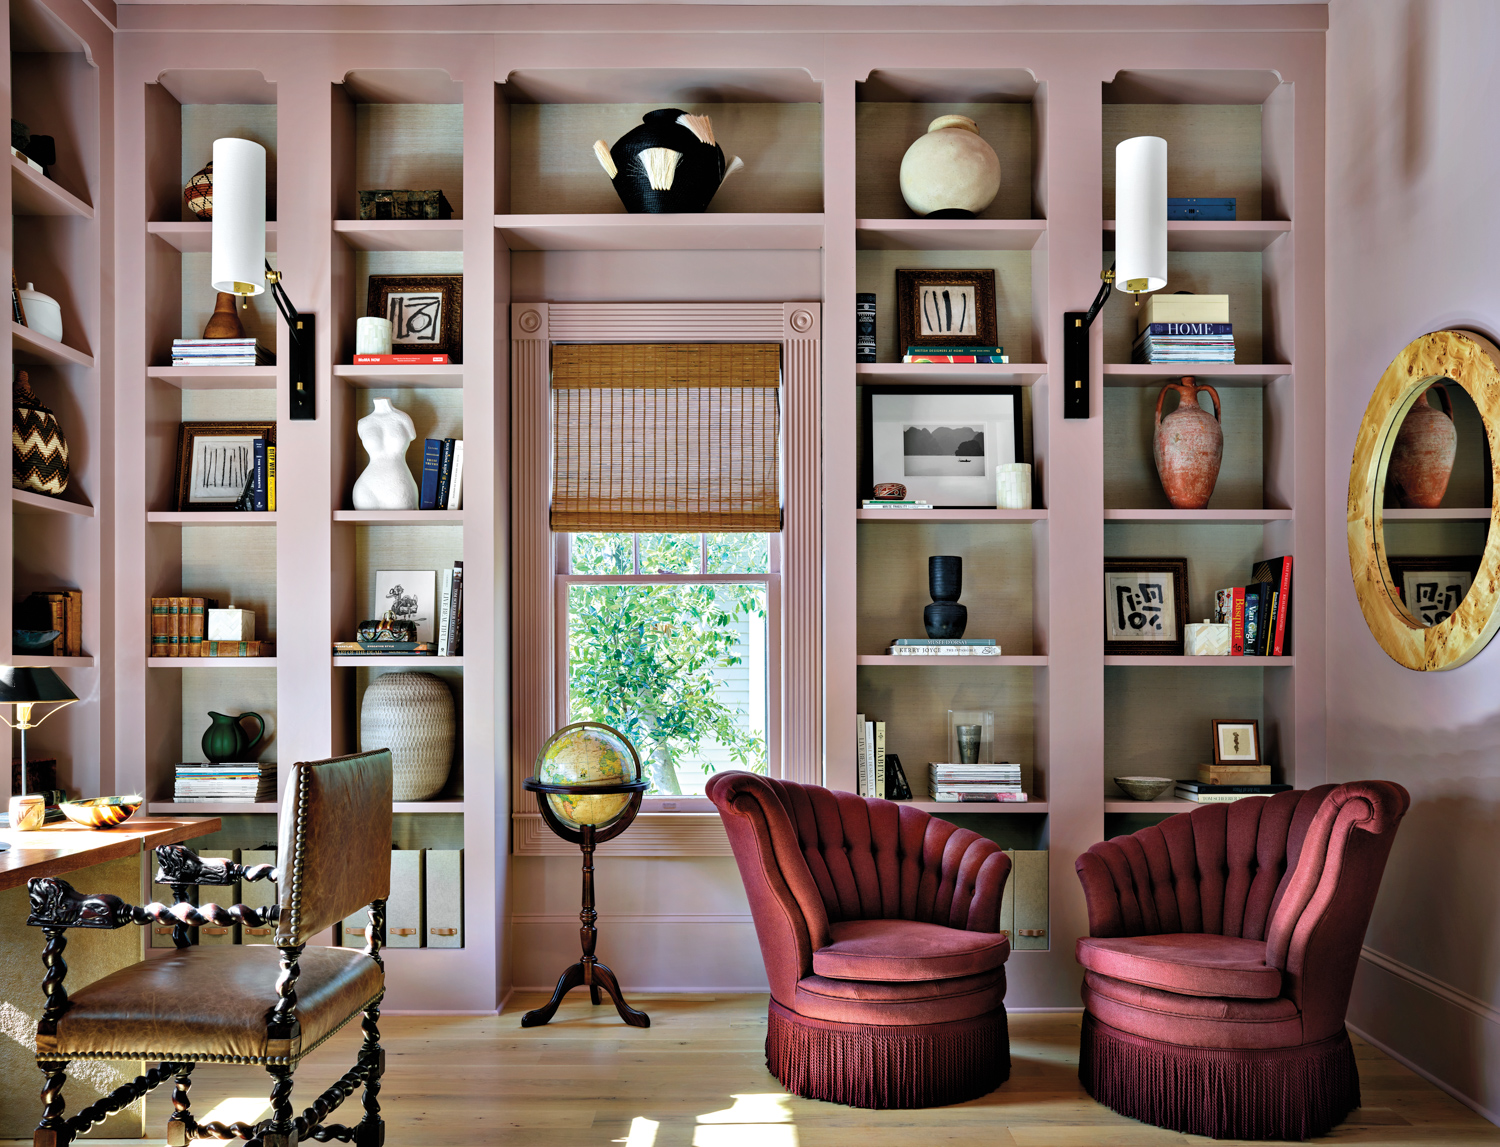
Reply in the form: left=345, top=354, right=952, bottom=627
left=521, top=776, right=650, bottom=1029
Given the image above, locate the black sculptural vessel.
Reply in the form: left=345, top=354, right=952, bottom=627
left=924, top=555, right=968, bottom=638
left=594, top=108, right=743, bottom=214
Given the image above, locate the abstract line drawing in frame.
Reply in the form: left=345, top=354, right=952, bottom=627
left=1103, top=557, right=1189, bottom=655
left=367, top=273, right=463, bottom=362
left=174, top=421, right=277, bottom=512
left=895, top=268, right=998, bottom=353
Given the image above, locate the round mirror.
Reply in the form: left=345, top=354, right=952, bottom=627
left=1348, top=330, right=1500, bottom=670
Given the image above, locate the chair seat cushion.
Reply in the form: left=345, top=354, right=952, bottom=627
left=1082, top=971, right=1303, bottom=1050
left=1076, top=933, right=1281, bottom=999
left=813, top=919, right=1011, bottom=982
left=40, top=945, right=384, bottom=1065
left=795, top=966, right=1006, bottom=1027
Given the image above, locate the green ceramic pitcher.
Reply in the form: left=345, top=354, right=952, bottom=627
left=202, top=710, right=265, bottom=764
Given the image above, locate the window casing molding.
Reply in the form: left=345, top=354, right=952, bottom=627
left=510, top=302, right=822, bottom=856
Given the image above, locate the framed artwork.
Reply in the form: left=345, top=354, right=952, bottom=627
left=1212, top=719, right=1261, bottom=766
left=861, top=385, right=1023, bottom=507
left=895, top=268, right=998, bottom=352
left=374, top=570, right=437, bottom=644
left=174, top=421, right=276, bottom=511
left=366, top=273, right=463, bottom=362
left=1385, top=555, right=1483, bottom=627
left=1103, top=557, right=1189, bottom=655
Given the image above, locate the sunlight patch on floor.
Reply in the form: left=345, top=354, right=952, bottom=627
left=196, top=1096, right=271, bottom=1126
left=693, top=1092, right=798, bottom=1146
left=614, top=1116, right=660, bottom=1146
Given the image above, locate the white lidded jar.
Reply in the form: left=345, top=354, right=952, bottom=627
left=899, top=115, right=1001, bottom=218
left=17, top=283, right=63, bottom=343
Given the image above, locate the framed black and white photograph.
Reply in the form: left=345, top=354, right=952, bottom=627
left=174, top=421, right=276, bottom=512
left=374, top=570, right=437, bottom=644
left=367, top=273, right=463, bottom=361
left=861, top=385, right=1023, bottom=507
left=1385, top=555, right=1482, bottom=627
left=1212, top=719, right=1261, bottom=766
left=1103, top=557, right=1189, bottom=655
left=895, top=268, right=998, bottom=352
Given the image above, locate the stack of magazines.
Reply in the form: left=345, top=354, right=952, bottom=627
left=174, top=763, right=276, bottom=803
left=172, top=338, right=273, bottom=367
left=1132, top=323, right=1235, bottom=364
left=928, top=762, right=1026, bottom=802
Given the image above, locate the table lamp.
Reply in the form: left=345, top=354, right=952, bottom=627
left=1, top=668, right=78, bottom=832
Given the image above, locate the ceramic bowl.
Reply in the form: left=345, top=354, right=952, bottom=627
left=1113, top=776, right=1175, bottom=801
left=13, top=629, right=61, bottom=653
left=59, top=795, right=142, bottom=829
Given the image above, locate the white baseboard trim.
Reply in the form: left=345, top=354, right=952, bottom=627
left=512, top=913, right=754, bottom=925
left=1346, top=1020, right=1500, bottom=1129
left=1360, top=945, right=1500, bottom=1026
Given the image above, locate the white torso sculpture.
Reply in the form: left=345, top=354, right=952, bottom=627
left=352, top=398, right=420, bottom=510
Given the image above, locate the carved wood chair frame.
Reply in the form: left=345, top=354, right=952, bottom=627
left=24, top=845, right=386, bottom=1147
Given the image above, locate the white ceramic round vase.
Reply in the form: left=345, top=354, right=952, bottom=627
left=17, top=283, right=63, bottom=343
left=899, top=115, right=1001, bottom=218
left=360, top=670, right=456, bottom=802
left=352, top=397, right=419, bottom=510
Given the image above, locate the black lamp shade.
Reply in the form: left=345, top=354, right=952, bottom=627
left=0, top=667, right=78, bottom=705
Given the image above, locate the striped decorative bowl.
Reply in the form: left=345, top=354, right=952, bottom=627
left=59, top=795, right=142, bottom=829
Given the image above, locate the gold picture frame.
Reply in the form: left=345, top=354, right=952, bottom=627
left=366, top=273, right=463, bottom=362
left=895, top=268, right=998, bottom=353
left=174, top=421, right=277, bottom=512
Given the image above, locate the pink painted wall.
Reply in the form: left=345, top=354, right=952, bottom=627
left=1327, top=0, right=1500, bottom=1121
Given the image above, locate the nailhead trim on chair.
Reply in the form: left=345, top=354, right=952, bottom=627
left=281, top=763, right=312, bottom=945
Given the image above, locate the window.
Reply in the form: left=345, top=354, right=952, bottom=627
left=557, top=532, right=780, bottom=798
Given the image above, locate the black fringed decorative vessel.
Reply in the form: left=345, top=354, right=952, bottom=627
left=592, top=109, right=744, bottom=214
left=924, top=555, right=967, bottom=638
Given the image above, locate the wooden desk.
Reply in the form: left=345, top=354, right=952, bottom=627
left=0, top=816, right=221, bottom=1139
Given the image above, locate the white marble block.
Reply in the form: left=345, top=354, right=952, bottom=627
left=208, top=608, right=256, bottom=641
left=1185, top=620, right=1231, bottom=656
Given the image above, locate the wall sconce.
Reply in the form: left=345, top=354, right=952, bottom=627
left=1064, top=135, right=1168, bottom=418
left=210, top=137, right=316, bottom=420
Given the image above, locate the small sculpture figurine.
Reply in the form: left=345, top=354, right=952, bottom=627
left=352, top=397, right=420, bottom=510
left=592, top=109, right=744, bottom=214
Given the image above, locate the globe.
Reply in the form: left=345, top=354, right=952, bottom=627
left=535, top=722, right=642, bottom=830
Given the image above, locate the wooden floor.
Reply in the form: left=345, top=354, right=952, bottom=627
left=10, top=994, right=1499, bottom=1146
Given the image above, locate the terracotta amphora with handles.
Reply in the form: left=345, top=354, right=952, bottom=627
left=1153, top=376, right=1223, bottom=510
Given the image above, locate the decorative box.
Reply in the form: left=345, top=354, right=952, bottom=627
left=357, top=617, right=418, bottom=644
left=1198, top=763, right=1272, bottom=786
left=357, top=189, right=453, bottom=221
left=1167, top=197, right=1236, bottom=221
left=425, top=849, right=463, bottom=948
left=1185, top=620, right=1231, bottom=656
left=388, top=850, right=425, bottom=948
left=207, top=608, right=256, bottom=642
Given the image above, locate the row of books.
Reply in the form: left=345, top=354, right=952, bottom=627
left=1215, top=555, right=1294, bottom=656
left=172, top=338, right=273, bottom=367
left=172, top=763, right=276, bottom=802
left=150, top=597, right=214, bottom=657
left=854, top=717, right=913, bottom=800
left=16, top=590, right=83, bottom=657
left=885, top=637, right=1001, bottom=657
left=436, top=561, right=465, bottom=657
left=235, top=438, right=276, bottom=511
left=929, top=762, right=1027, bottom=803
left=419, top=439, right=465, bottom=510
left=149, top=846, right=464, bottom=949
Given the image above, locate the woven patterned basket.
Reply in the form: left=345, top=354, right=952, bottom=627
left=13, top=371, right=69, bottom=496
left=359, top=671, right=455, bottom=802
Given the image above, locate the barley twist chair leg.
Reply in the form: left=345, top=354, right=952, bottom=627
left=34, top=1060, right=72, bottom=1147
left=166, top=1064, right=195, bottom=1146
left=356, top=998, right=385, bottom=1146
left=263, top=1065, right=297, bottom=1147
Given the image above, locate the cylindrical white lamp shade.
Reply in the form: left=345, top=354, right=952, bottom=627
left=210, top=137, right=267, bottom=296
left=1115, top=135, right=1167, bottom=295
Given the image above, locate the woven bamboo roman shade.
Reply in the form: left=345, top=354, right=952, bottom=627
left=551, top=343, right=782, bottom=532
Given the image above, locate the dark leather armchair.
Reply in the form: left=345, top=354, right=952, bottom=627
left=709, top=771, right=1012, bottom=1109
left=24, top=751, right=393, bottom=1147
left=1073, top=781, right=1409, bottom=1140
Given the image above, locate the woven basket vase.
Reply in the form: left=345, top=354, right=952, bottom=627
left=13, top=372, right=69, bottom=496
left=359, top=670, right=455, bottom=802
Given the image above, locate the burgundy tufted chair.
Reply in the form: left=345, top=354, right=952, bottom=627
left=708, top=772, right=1012, bottom=1108
left=1074, top=780, right=1409, bottom=1140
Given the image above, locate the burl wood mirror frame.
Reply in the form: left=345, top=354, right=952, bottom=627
left=1348, top=329, right=1500, bottom=670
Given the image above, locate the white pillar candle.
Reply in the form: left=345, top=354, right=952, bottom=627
left=1115, top=135, right=1168, bottom=296
left=995, top=462, right=1032, bottom=509
left=210, top=137, right=267, bottom=297
left=356, top=316, right=394, bottom=356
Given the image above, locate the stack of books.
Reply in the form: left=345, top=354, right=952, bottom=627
left=903, top=344, right=1008, bottom=364
left=886, top=637, right=1000, bottom=657
left=352, top=353, right=450, bottom=365
left=173, top=763, right=276, bottom=803
left=1214, top=555, right=1293, bottom=655
left=150, top=596, right=218, bottom=657
left=172, top=338, right=273, bottom=367
left=1175, top=780, right=1292, bottom=803
left=333, top=641, right=438, bottom=657
left=929, top=763, right=1026, bottom=802
left=862, top=498, right=933, bottom=511
left=1132, top=295, right=1234, bottom=364
left=419, top=439, right=465, bottom=510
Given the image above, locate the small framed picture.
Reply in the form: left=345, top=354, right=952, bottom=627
left=374, top=570, right=437, bottom=644
left=1385, top=555, right=1482, bottom=627
left=1212, top=719, right=1261, bottom=766
left=861, top=385, right=1023, bottom=507
left=1104, top=557, right=1190, bottom=655
left=367, top=273, right=463, bottom=362
left=895, top=268, right=998, bottom=353
left=174, top=421, right=276, bottom=511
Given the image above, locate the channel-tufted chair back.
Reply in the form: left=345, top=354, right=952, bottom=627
left=708, top=772, right=1010, bottom=1005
